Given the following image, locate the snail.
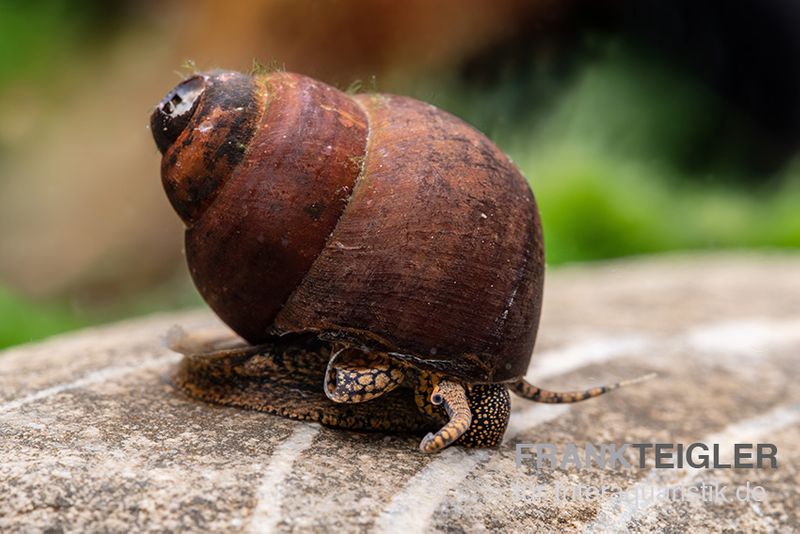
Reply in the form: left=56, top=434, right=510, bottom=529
left=151, top=69, right=652, bottom=453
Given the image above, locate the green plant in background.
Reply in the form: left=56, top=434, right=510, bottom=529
left=0, top=279, right=204, bottom=350
left=0, top=0, right=122, bottom=88
left=0, top=287, right=81, bottom=348
left=423, top=43, right=800, bottom=265
left=518, top=143, right=800, bottom=265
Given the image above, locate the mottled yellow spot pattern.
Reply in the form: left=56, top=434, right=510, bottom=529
left=324, top=347, right=406, bottom=404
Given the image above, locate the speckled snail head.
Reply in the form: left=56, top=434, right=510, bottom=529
left=152, top=69, right=544, bottom=383
left=152, top=70, right=646, bottom=453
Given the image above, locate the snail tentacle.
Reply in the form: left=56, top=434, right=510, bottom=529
left=419, top=380, right=473, bottom=453
left=510, top=372, right=657, bottom=403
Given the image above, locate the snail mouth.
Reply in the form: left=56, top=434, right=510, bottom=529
left=151, top=75, right=207, bottom=154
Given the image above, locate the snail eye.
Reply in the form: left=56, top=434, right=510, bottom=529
left=151, top=75, right=206, bottom=154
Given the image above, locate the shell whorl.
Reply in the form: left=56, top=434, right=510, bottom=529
left=154, top=71, right=544, bottom=383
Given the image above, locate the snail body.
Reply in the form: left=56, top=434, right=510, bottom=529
left=153, top=70, right=648, bottom=452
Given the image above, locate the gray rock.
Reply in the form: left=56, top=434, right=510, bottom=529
left=1, top=253, right=799, bottom=532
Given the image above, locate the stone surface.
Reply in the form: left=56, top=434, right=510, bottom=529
left=1, top=252, right=799, bottom=532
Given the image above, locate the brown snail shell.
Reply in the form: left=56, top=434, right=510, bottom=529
left=151, top=70, right=544, bottom=383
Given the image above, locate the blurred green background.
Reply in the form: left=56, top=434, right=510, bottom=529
left=2, top=0, right=799, bottom=349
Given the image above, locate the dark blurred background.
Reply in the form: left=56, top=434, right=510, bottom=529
left=2, top=0, right=799, bottom=348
